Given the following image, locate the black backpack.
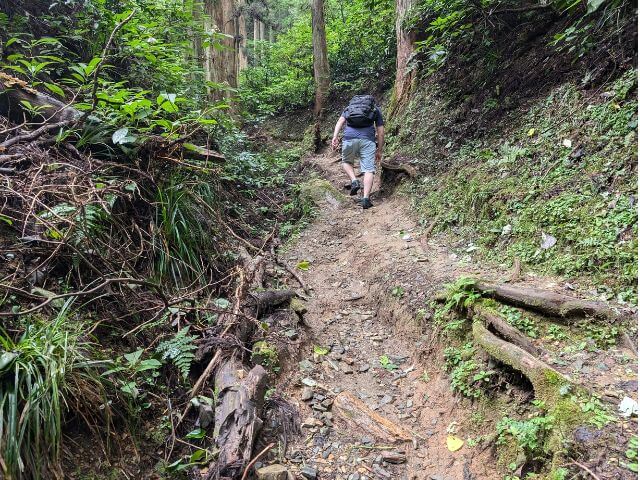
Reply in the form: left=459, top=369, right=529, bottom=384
left=344, top=95, right=376, bottom=128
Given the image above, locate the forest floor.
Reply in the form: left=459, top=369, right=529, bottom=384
left=264, top=144, right=638, bottom=480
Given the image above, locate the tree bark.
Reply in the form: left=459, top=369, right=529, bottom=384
left=311, top=0, right=330, bottom=118
left=391, top=0, right=417, bottom=111
left=253, top=17, right=260, bottom=64
left=204, top=0, right=239, bottom=101
left=472, top=304, right=541, bottom=357
left=0, top=73, right=80, bottom=125
left=237, top=1, right=249, bottom=74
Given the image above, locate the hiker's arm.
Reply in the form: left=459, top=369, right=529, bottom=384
left=331, top=116, right=346, bottom=149
left=375, top=125, right=385, bottom=161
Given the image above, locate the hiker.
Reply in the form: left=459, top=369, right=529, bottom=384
left=331, top=95, right=385, bottom=209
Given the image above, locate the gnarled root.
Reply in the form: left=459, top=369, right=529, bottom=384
left=472, top=305, right=541, bottom=357
left=472, top=321, right=571, bottom=398
left=474, top=281, right=623, bottom=322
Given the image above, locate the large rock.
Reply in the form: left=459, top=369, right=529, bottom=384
left=299, top=177, right=347, bottom=209
left=256, top=464, right=291, bottom=480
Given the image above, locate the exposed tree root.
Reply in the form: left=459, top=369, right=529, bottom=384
left=472, top=304, right=541, bottom=357
left=472, top=321, right=571, bottom=398
left=473, top=281, right=623, bottom=322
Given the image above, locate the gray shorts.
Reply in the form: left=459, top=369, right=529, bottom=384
left=342, top=138, right=376, bottom=173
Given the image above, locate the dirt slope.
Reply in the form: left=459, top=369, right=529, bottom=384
left=265, top=143, right=637, bottom=480
left=274, top=148, right=502, bottom=480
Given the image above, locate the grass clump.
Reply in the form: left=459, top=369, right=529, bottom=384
left=0, top=302, right=109, bottom=479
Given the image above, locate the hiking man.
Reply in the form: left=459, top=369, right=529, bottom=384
left=331, top=95, right=385, bottom=209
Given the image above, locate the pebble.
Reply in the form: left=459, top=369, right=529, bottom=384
left=301, top=387, right=314, bottom=401
left=359, top=364, right=371, bottom=372
left=300, top=466, right=318, bottom=479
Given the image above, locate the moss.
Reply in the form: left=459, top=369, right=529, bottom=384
left=299, top=177, right=348, bottom=208
left=251, top=340, right=279, bottom=369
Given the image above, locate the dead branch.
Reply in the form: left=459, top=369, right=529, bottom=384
left=0, top=120, right=72, bottom=150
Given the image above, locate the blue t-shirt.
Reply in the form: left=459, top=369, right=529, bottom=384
left=342, top=106, right=384, bottom=143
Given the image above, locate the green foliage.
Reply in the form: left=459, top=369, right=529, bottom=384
left=408, top=74, right=637, bottom=297
left=0, top=302, right=107, bottom=480
left=443, top=342, right=493, bottom=398
left=500, top=306, right=539, bottom=338
left=579, top=320, right=619, bottom=348
left=103, top=348, right=162, bottom=403
left=156, top=327, right=198, bottom=379
left=624, top=435, right=638, bottom=472
left=496, top=411, right=555, bottom=458
left=251, top=341, right=279, bottom=371
left=239, top=0, right=395, bottom=115
left=379, top=355, right=399, bottom=371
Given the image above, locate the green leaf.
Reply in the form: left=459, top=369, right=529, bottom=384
left=213, top=298, right=231, bottom=309
left=313, top=345, right=329, bottom=355
left=123, top=349, right=143, bottom=365
left=44, top=82, right=64, bottom=97
left=185, top=428, right=206, bottom=439
left=112, top=127, right=130, bottom=145
left=189, top=449, right=207, bottom=462
left=296, top=260, right=310, bottom=271
left=587, top=0, right=607, bottom=13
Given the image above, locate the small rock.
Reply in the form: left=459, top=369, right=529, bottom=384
left=341, top=363, right=354, bottom=374
left=381, top=451, right=407, bottom=464
left=299, top=360, right=314, bottom=372
left=256, top=464, right=290, bottom=480
left=359, top=364, right=370, bottom=373
left=300, top=466, right=318, bottom=479
left=301, top=387, right=314, bottom=401
left=348, top=474, right=361, bottom=480
left=284, top=329, right=299, bottom=340
left=361, top=435, right=374, bottom=445
left=379, top=395, right=393, bottom=407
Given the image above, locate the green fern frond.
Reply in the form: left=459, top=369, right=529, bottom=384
left=156, top=327, right=198, bottom=379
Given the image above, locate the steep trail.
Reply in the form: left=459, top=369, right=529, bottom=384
left=275, top=147, right=502, bottom=480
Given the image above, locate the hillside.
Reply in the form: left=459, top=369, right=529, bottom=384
left=0, top=1, right=637, bottom=480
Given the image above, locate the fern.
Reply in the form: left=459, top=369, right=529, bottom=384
left=156, top=327, right=198, bottom=379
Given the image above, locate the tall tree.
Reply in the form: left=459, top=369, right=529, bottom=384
left=311, top=0, right=330, bottom=118
left=391, top=0, right=416, bottom=111
left=204, top=0, right=248, bottom=101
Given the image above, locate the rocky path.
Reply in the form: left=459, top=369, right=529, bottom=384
left=266, top=149, right=501, bottom=480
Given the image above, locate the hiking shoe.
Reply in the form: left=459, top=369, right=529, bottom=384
left=349, top=180, right=361, bottom=196
left=360, top=197, right=373, bottom=209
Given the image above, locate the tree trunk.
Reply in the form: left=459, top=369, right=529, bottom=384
left=391, top=0, right=417, bottom=111
left=311, top=0, right=330, bottom=118
left=237, top=1, right=248, bottom=74
left=204, top=0, right=238, bottom=101
left=253, top=17, right=260, bottom=64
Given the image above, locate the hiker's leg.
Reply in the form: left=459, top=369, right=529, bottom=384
left=359, top=140, right=377, bottom=199
left=363, top=172, right=374, bottom=198
left=341, top=139, right=357, bottom=181
left=342, top=162, right=357, bottom=182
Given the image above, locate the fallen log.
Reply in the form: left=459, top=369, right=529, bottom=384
left=250, top=289, right=296, bottom=312
left=472, top=321, right=571, bottom=398
left=332, top=391, right=413, bottom=443
left=0, top=72, right=80, bottom=125
left=213, top=358, right=268, bottom=479
left=472, top=305, right=541, bottom=357
left=474, top=281, right=622, bottom=322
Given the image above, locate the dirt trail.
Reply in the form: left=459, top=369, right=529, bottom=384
left=276, top=149, right=502, bottom=480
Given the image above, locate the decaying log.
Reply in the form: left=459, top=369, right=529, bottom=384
left=332, top=391, right=413, bottom=443
left=250, top=289, right=296, bottom=312
left=0, top=72, right=80, bottom=124
left=472, top=305, right=541, bottom=357
left=380, top=160, right=417, bottom=190
left=472, top=321, right=571, bottom=398
left=474, top=281, right=622, bottom=322
left=213, top=358, right=268, bottom=479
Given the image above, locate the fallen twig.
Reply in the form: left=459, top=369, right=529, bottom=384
left=240, top=442, right=276, bottom=480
